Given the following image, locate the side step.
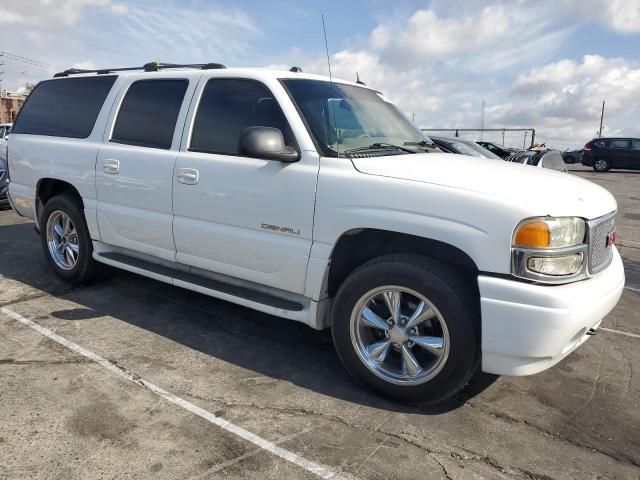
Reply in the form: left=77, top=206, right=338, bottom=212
left=95, top=251, right=304, bottom=312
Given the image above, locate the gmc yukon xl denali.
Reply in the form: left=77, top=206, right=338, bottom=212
left=6, top=63, right=625, bottom=404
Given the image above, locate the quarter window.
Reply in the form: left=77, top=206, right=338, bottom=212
left=12, top=76, right=116, bottom=138
left=631, top=140, right=640, bottom=150
left=190, top=79, right=294, bottom=155
left=112, top=79, right=188, bottom=150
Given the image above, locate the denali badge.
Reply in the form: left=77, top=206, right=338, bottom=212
left=606, top=230, right=617, bottom=247
left=261, top=223, right=301, bottom=235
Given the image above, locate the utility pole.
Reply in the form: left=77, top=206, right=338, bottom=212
left=502, top=129, right=505, bottom=145
left=598, top=100, right=605, bottom=137
left=480, top=99, right=485, bottom=140
left=412, top=112, right=415, bottom=123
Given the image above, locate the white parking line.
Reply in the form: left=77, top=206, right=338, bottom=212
left=625, top=286, right=640, bottom=293
left=601, top=327, right=640, bottom=339
left=0, top=306, right=347, bottom=480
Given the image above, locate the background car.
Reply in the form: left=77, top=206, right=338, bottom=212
left=581, top=137, right=640, bottom=172
left=0, top=156, right=8, bottom=207
left=508, top=149, right=568, bottom=172
left=562, top=148, right=583, bottom=164
left=475, top=140, right=520, bottom=159
left=430, top=135, right=502, bottom=159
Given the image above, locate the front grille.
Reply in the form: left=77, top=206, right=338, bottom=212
left=588, top=213, right=616, bottom=274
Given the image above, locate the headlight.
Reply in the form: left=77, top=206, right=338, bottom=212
left=513, top=217, right=585, bottom=249
left=512, top=217, right=588, bottom=283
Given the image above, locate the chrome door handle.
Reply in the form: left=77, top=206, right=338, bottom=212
left=176, top=168, right=199, bottom=185
left=103, top=159, right=120, bottom=174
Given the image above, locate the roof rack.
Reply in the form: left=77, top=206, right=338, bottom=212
left=53, top=62, right=226, bottom=78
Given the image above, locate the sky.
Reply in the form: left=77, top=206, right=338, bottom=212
left=1, top=0, right=640, bottom=149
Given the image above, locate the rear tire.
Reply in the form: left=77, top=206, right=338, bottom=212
left=331, top=254, right=480, bottom=405
left=593, top=158, right=610, bottom=172
left=40, top=194, right=99, bottom=284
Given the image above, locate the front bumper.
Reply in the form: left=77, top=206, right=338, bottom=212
left=479, top=246, right=625, bottom=376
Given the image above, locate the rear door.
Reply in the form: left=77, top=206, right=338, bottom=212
left=96, top=75, right=196, bottom=261
left=606, top=139, right=632, bottom=169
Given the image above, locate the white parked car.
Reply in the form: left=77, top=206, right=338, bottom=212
left=6, top=63, right=624, bottom=404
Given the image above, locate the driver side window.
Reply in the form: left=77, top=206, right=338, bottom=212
left=190, top=78, right=295, bottom=156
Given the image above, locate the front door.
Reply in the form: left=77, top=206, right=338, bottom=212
left=96, top=76, right=194, bottom=261
left=172, top=77, right=318, bottom=294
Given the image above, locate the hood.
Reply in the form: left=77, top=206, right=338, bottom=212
left=351, top=152, right=616, bottom=220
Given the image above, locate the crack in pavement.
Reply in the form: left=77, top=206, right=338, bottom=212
left=0, top=358, right=91, bottom=365
left=182, top=390, right=640, bottom=478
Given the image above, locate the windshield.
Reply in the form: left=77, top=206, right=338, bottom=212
left=281, top=79, right=426, bottom=157
left=446, top=139, right=502, bottom=159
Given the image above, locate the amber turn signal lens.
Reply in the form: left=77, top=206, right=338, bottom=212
left=514, top=222, right=550, bottom=248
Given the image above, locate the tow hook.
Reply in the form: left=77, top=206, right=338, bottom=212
left=586, top=328, right=598, bottom=336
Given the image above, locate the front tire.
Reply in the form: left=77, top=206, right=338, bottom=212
left=331, top=254, right=480, bottom=405
left=40, top=194, right=99, bottom=283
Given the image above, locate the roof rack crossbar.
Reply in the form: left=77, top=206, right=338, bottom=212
left=53, top=62, right=227, bottom=77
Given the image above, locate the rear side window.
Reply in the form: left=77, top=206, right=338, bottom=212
left=12, top=76, right=116, bottom=138
left=631, top=140, right=640, bottom=150
left=111, top=79, right=188, bottom=150
left=609, top=139, right=629, bottom=149
left=190, top=78, right=294, bottom=155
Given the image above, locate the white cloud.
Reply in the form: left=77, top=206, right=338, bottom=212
left=0, top=0, right=112, bottom=26
left=562, top=0, right=640, bottom=33
left=477, top=55, right=640, bottom=146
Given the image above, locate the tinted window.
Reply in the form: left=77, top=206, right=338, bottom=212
left=609, top=139, right=629, bottom=149
left=111, top=79, right=188, bottom=150
left=631, top=140, right=640, bottom=150
left=12, top=76, right=116, bottom=138
left=190, top=79, right=294, bottom=155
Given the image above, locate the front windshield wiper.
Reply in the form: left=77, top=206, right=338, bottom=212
left=404, top=140, right=436, bottom=150
left=344, top=142, right=416, bottom=156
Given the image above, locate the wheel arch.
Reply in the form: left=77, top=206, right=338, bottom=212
left=325, top=228, right=480, bottom=299
left=35, top=178, right=84, bottom=225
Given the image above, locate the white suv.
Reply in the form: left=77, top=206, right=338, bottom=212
left=6, top=63, right=625, bottom=404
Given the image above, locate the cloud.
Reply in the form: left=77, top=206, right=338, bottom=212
left=478, top=55, right=640, bottom=145
left=0, top=0, right=112, bottom=26
left=561, top=0, right=640, bottom=33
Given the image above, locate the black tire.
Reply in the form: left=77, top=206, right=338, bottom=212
left=331, top=253, right=480, bottom=405
left=593, top=158, right=610, bottom=172
left=39, top=193, right=99, bottom=284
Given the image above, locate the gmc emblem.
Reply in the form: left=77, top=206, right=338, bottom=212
left=606, top=230, right=617, bottom=247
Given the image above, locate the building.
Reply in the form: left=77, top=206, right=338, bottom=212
left=0, top=89, right=28, bottom=124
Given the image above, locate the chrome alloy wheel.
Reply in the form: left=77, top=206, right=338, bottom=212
left=46, top=210, right=79, bottom=270
left=350, top=286, right=450, bottom=386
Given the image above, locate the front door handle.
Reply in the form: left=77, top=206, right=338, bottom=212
left=103, top=159, right=120, bottom=174
left=176, top=168, right=199, bottom=185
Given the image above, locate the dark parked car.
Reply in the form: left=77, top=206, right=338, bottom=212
left=430, top=135, right=502, bottom=159
left=475, top=141, right=519, bottom=159
left=562, top=149, right=583, bottom=164
left=508, top=149, right=567, bottom=172
left=581, top=138, right=640, bottom=172
left=0, top=156, right=8, bottom=207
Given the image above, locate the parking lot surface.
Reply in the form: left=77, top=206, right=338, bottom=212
left=1, top=166, right=639, bottom=480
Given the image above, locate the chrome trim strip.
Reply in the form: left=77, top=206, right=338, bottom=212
left=511, top=244, right=589, bottom=284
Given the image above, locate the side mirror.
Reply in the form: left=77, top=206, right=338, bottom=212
left=239, top=126, right=300, bottom=162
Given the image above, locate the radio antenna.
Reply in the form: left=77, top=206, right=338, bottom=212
left=322, top=14, right=339, bottom=158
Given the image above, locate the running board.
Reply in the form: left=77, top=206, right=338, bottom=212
left=91, top=249, right=319, bottom=327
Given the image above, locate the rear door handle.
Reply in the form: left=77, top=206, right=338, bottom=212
left=103, top=159, right=120, bottom=174
left=176, top=168, right=199, bottom=185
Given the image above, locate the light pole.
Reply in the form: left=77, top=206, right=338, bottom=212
left=598, top=100, right=605, bottom=137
